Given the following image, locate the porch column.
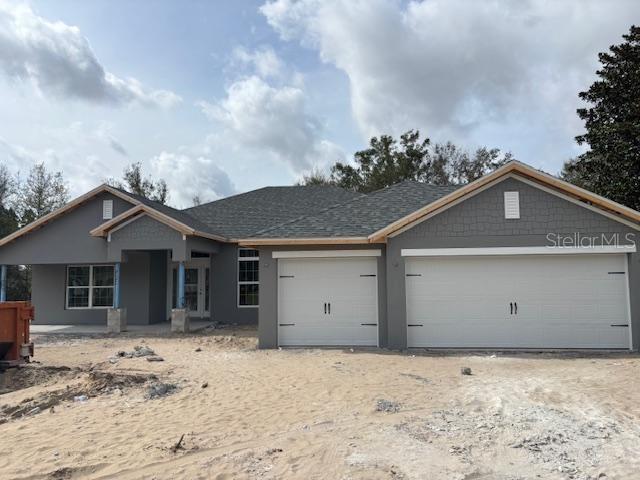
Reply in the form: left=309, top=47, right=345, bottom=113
left=107, top=262, right=127, bottom=333
left=171, top=261, right=190, bottom=332
left=0, top=265, right=6, bottom=302
left=177, top=261, right=185, bottom=309
left=113, top=262, right=121, bottom=309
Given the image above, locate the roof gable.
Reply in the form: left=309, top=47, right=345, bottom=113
left=392, top=175, right=640, bottom=241
left=369, top=161, right=640, bottom=242
left=0, top=185, right=138, bottom=248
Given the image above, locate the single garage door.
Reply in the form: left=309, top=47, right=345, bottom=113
left=278, top=257, right=378, bottom=346
left=406, top=254, right=630, bottom=349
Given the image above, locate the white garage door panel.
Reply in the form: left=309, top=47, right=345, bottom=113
left=278, top=257, right=378, bottom=346
left=406, top=254, right=630, bottom=349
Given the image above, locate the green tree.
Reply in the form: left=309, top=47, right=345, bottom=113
left=0, top=164, right=18, bottom=237
left=562, top=25, right=640, bottom=210
left=17, top=162, right=69, bottom=226
left=433, top=142, right=513, bottom=185
left=0, top=163, right=31, bottom=301
left=296, top=167, right=334, bottom=187
left=330, top=130, right=432, bottom=192
left=321, top=130, right=513, bottom=192
left=109, top=162, right=168, bottom=204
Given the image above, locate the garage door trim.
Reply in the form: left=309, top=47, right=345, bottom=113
left=273, top=249, right=382, bottom=259
left=401, top=245, right=636, bottom=257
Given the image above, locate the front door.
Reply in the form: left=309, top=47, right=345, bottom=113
left=172, top=262, right=210, bottom=318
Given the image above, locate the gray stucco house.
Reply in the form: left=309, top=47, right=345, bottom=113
left=0, top=161, right=638, bottom=350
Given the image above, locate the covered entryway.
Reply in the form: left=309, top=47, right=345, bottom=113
left=169, top=257, right=211, bottom=318
left=405, top=252, right=631, bottom=349
left=277, top=255, right=379, bottom=346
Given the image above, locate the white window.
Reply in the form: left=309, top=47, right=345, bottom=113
left=504, top=191, right=520, bottom=219
left=238, top=248, right=259, bottom=307
left=66, top=265, right=115, bottom=309
left=102, top=200, right=113, bottom=220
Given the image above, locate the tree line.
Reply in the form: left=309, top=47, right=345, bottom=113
left=300, top=133, right=516, bottom=192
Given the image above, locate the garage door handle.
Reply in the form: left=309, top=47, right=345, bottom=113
left=408, top=324, right=423, bottom=327
left=324, top=302, right=327, bottom=314
left=361, top=323, right=377, bottom=326
left=279, top=323, right=295, bottom=326
left=514, top=302, right=518, bottom=315
left=328, top=302, right=331, bottom=314
left=510, top=302, right=513, bottom=315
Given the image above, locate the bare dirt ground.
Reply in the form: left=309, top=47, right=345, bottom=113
left=1, top=327, right=640, bottom=480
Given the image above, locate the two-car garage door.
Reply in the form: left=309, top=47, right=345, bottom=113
left=405, top=254, right=631, bottom=349
left=278, top=257, right=378, bottom=346
left=275, top=252, right=631, bottom=349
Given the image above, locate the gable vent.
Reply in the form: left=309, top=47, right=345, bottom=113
left=504, top=191, right=520, bottom=219
left=102, top=199, right=114, bottom=220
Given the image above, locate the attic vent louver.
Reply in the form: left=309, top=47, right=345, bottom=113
left=103, top=199, right=113, bottom=220
left=504, top=191, right=520, bottom=219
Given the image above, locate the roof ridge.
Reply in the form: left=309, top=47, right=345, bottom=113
left=248, top=191, right=368, bottom=237
left=183, top=184, right=349, bottom=213
left=183, top=186, right=272, bottom=213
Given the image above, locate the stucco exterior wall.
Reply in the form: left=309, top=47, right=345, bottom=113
left=0, top=192, right=133, bottom=265
left=386, top=176, right=639, bottom=349
left=211, top=243, right=258, bottom=325
left=32, top=264, right=106, bottom=325
left=31, top=250, right=168, bottom=325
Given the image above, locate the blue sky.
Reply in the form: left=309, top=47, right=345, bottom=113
left=0, top=0, right=638, bottom=207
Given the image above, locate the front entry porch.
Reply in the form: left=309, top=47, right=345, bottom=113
left=168, top=257, right=211, bottom=319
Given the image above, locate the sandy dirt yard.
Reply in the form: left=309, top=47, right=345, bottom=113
left=1, top=327, right=640, bottom=480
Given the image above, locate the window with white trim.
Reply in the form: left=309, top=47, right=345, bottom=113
left=102, top=199, right=113, bottom=220
left=238, top=248, right=259, bottom=307
left=66, top=265, right=115, bottom=309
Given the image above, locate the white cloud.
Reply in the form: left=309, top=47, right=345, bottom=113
left=232, top=45, right=284, bottom=78
left=261, top=0, right=640, bottom=170
left=198, top=74, right=345, bottom=172
left=0, top=2, right=181, bottom=107
left=150, top=151, right=235, bottom=207
left=0, top=136, right=112, bottom=194
left=93, top=122, right=128, bottom=157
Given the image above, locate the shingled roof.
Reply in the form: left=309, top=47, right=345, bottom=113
left=250, top=181, right=461, bottom=238
left=115, top=182, right=460, bottom=240
left=184, top=185, right=364, bottom=238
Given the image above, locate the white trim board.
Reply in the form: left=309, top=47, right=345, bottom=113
left=401, top=245, right=637, bottom=257
left=272, top=249, right=382, bottom=259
